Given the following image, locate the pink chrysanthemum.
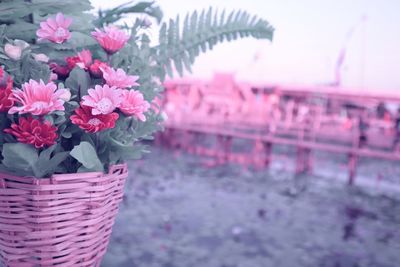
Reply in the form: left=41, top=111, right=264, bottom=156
left=8, top=79, right=68, bottom=115
left=36, top=13, right=72, bottom=44
left=81, top=84, right=122, bottom=115
left=91, top=26, right=130, bottom=54
left=119, top=89, right=150, bottom=121
left=101, top=66, right=139, bottom=88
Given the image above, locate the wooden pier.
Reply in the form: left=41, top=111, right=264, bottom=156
left=157, top=74, right=400, bottom=185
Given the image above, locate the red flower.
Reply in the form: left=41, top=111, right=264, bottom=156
left=71, top=105, right=119, bottom=133
left=66, top=50, right=93, bottom=71
left=89, top=60, right=109, bottom=78
left=77, top=50, right=92, bottom=69
left=0, top=69, right=14, bottom=112
left=66, top=56, right=81, bottom=70
left=4, top=117, right=58, bottom=148
left=49, top=62, right=70, bottom=78
left=0, top=68, right=8, bottom=87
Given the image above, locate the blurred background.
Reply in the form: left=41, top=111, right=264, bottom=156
left=89, top=1, right=400, bottom=266
left=93, top=0, right=400, bottom=91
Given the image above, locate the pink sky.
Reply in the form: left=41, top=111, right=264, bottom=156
left=91, top=0, right=400, bottom=92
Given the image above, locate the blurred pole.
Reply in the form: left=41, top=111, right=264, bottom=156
left=360, top=14, right=367, bottom=89
left=334, top=15, right=367, bottom=87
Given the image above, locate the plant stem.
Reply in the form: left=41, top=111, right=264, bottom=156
left=106, top=53, right=112, bottom=65
left=95, top=133, right=99, bottom=151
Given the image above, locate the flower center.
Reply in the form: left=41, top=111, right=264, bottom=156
left=96, top=98, right=113, bottom=114
left=31, top=101, right=49, bottom=110
left=88, top=118, right=102, bottom=126
left=55, top=27, right=67, bottom=38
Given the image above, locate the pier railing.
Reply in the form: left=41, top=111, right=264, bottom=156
left=157, top=74, right=400, bottom=185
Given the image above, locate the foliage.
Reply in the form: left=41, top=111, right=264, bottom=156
left=0, top=1, right=274, bottom=177
left=95, top=1, right=163, bottom=27
left=155, top=8, right=274, bottom=78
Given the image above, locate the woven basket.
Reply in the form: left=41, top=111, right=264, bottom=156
left=0, top=164, right=128, bottom=267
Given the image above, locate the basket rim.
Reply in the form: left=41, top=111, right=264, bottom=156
left=0, top=163, right=128, bottom=182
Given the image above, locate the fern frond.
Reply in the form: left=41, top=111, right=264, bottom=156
left=95, top=1, right=163, bottom=27
left=155, top=7, right=274, bottom=79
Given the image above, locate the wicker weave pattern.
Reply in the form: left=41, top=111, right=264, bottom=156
left=0, top=164, right=128, bottom=267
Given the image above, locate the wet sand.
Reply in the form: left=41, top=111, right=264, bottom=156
left=102, top=146, right=400, bottom=267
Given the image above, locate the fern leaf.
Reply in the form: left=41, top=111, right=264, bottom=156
left=94, top=1, right=163, bottom=27
left=155, top=7, right=274, bottom=79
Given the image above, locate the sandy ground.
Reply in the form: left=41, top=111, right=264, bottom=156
left=101, top=146, right=400, bottom=267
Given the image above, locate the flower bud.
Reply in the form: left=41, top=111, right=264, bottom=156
left=160, top=111, right=168, bottom=121
left=141, top=17, right=152, bottom=28
left=33, top=53, right=49, bottom=63
left=49, top=72, right=58, bottom=82
left=14, top=39, right=29, bottom=50
left=5, top=44, right=22, bottom=60
left=59, top=89, right=71, bottom=102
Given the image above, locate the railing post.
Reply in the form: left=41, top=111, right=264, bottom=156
left=304, top=148, right=312, bottom=173
left=295, top=146, right=312, bottom=174
left=263, top=141, right=272, bottom=167
left=216, top=134, right=232, bottom=164
left=223, top=136, right=233, bottom=163
left=348, top=153, right=357, bottom=185
left=296, top=146, right=304, bottom=174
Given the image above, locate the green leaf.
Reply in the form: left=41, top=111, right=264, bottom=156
left=1, top=143, right=38, bottom=176
left=70, top=141, right=104, bottom=172
left=68, top=31, right=97, bottom=48
left=0, top=113, right=9, bottom=146
left=65, top=67, right=91, bottom=99
left=32, top=145, right=69, bottom=177
left=94, top=1, right=163, bottom=27
left=109, top=137, right=147, bottom=163
left=19, top=54, right=51, bottom=83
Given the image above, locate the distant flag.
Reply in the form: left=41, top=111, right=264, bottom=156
left=333, top=15, right=367, bottom=87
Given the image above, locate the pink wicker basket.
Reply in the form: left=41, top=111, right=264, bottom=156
left=0, top=164, right=128, bottom=267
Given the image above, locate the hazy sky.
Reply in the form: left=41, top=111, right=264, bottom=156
left=91, top=0, right=400, bottom=92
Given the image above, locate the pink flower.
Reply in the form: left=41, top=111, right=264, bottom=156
left=119, top=89, right=150, bottom=121
left=91, top=26, right=130, bottom=54
left=8, top=79, right=68, bottom=115
left=81, top=84, right=122, bottom=115
left=102, top=66, right=139, bottom=88
left=36, top=13, right=72, bottom=44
